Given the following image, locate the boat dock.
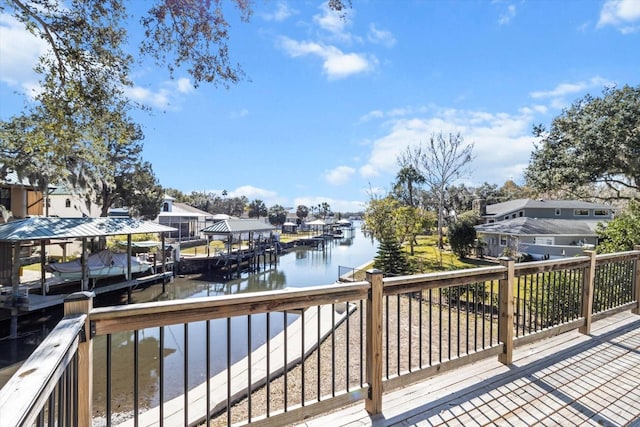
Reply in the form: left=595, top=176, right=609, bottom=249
left=0, top=270, right=175, bottom=312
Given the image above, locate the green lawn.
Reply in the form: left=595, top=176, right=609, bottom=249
left=403, top=235, right=496, bottom=273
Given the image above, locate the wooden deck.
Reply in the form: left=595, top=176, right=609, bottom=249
left=301, top=311, right=640, bottom=427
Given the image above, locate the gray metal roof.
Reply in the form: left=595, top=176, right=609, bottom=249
left=485, top=199, right=613, bottom=217
left=475, top=217, right=602, bottom=236
left=0, top=217, right=177, bottom=242
left=201, top=218, right=276, bottom=235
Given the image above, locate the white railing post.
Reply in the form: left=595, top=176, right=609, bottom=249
left=498, top=258, right=514, bottom=365
left=365, top=269, right=383, bottom=414
left=64, top=291, right=94, bottom=426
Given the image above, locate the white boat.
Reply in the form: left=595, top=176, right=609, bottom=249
left=47, top=250, right=153, bottom=280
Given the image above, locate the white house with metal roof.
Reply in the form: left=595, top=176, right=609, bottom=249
left=474, top=199, right=613, bottom=259
left=156, top=195, right=216, bottom=241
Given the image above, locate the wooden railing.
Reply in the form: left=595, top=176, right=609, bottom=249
left=2, top=250, right=639, bottom=427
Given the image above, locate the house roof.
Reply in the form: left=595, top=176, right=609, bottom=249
left=1, top=171, right=38, bottom=188
left=475, top=217, right=602, bottom=236
left=201, top=218, right=276, bottom=235
left=157, top=202, right=212, bottom=218
left=0, top=217, right=177, bottom=242
left=484, top=199, right=613, bottom=217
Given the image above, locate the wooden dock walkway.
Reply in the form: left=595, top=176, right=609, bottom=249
left=1, top=271, right=174, bottom=311
left=301, top=311, right=640, bottom=426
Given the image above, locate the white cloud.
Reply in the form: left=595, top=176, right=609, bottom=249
left=325, top=166, right=356, bottom=185
left=359, top=106, right=540, bottom=187
left=529, top=76, right=614, bottom=109
left=367, top=24, right=396, bottom=47
left=294, top=196, right=365, bottom=213
left=279, top=37, right=375, bottom=79
left=358, top=105, right=429, bottom=123
left=598, top=0, right=640, bottom=33
left=125, top=85, right=171, bottom=109
left=313, top=4, right=350, bottom=36
left=262, top=1, right=297, bottom=22
left=0, top=14, right=48, bottom=96
left=359, top=110, right=385, bottom=123
left=230, top=185, right=278, bottom=201
left=176, top=78, right=194, bottom=94
left=498, top=4, right=516, bottom=25
left=126, top=78, right=195, bottom=110
left=229, top=108, right=249, bottom=119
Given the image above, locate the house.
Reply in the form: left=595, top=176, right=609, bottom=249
left=474, top=199, right=613, bottom=259
left=156, top=195, right=216, bottom=241
left=47, top=185, right=101, bottom=218
left=0, top=171, right=45, bottom=220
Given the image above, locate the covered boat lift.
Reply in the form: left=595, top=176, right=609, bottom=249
left=0, top=217, right=177, bottom=338
left=200, top=218, right=278, bottom=276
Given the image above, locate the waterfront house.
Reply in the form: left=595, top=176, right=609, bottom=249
left=474, top=199, right=613, bottom=259
left=47, top=185, right=101, bottom=218
left=0, top=171, right=45, bottom=221
left=156, top=195, right=215, bottom=241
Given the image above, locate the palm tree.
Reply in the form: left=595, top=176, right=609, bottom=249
left=395, top=165, right=425, bottom=208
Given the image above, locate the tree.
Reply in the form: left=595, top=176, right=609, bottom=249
left=268, top=204, right=287, bottom=226
left=93, top=112, right=148, bottom=217
left=393, top=164, right=426, bottom=208
left=115, top=162, right=163, bottom=220
left=373, top=229, right=410, bottom=276
left=320, top=202, right=331, bottom=219
left=4, top=0, right=350, bottom=90
left=596, top=200, right=640, bottom=253
left=525, top=85, right=640, bottom=201
left=296, top=205, right=309, bottom=224
left=248, top=199, right=267, bottom=219
left=448, top=212, right=479, bottom=258
left=227, top=196, right=248, bottom=217
left=406, top=132, right=474, bottom=249
left=395, top=206, right=423, bottom=255
left=364, top=196, right=400, bottom=242
left=1, top=0, right=351, bottom=208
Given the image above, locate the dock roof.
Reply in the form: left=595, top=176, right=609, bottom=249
left=0, top=217, right=177, bottom=242
left=201, top=218, right=275, bottom=235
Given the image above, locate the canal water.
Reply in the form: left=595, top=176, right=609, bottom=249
left=0, top=223, right=377, bottom=417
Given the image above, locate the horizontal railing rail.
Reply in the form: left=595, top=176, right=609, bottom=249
left=2, top=248, right=639, bottom=426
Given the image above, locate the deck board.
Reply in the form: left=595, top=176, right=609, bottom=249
left=300, top=311, right=640, bottom=427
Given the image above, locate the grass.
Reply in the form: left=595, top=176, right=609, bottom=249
left=403, top=234, right=497, bottom=273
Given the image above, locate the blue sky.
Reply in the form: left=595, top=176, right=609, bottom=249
left=1, top=0, right=639, bottom=213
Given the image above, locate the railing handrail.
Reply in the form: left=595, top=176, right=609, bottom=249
left=596, top=249, right=640, bottom=262
left=0, top=313, right=86, bottom=427
left=383, top=265, right=507, bottom=294
left=3, top=248, right=639, bottom=427
left=91, top=281, right=370, bottom=335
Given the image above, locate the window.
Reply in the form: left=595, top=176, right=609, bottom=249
left=65, top=198, right=71, bottom=208
left=594, top=209, right=609, bottom=216
left=555, top=208, right=561, bottom=216
left=534, top=237, right=554, bottom=246
left=574, top=209, right=589, bottom=216
left=163, top=202, right=169, bottom=212
left=0, top=187, right=10, bottom=209
left=499, top=235, right=508, bottom=246
left=518, top=210, right=524, bottom=217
